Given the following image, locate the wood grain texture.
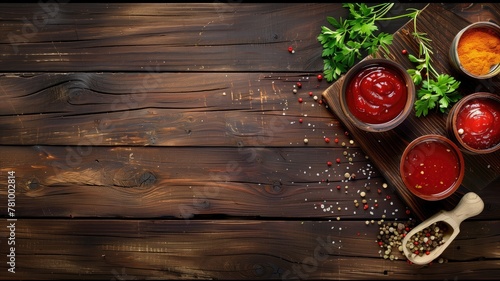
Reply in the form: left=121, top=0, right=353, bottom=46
left=0, top=2, right=428, bottom=73
left=0, top=3, right=340, bottom=72
left=322, top=3, right=500, bottom=221
left=0, top=145, right=415, bottom=219
left=0, top=72, right=350, bottom=147
left=1, top=219, right=498, bottom=280
left=0, top=3, right=499, bottom=280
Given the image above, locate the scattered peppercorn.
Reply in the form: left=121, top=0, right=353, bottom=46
left=298, top=97, right=303, bottom=103
left=324, top=137, right=330, bottom=143
left=296, top=82, right=302, bottom=88
left=402, top=49, right=408, bottom=55
left=317, top=74, right=323, bottom=81
left=288, top=46, right=294, bottom=53
left=376, top=220, right=417, bottom=261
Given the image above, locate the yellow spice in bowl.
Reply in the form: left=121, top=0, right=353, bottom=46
left=457, top=27, right=500, bottom=76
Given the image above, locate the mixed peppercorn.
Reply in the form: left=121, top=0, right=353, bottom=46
left=404, top=221, right=449, bottom=258
left=376, top=219, right=449, bottom=264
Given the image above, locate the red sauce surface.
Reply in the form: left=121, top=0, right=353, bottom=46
left=402, top=140, right=461, bottom=197
left=456, top=97, right=500, bottom=150
left=346, top=66, right=407, bottom=124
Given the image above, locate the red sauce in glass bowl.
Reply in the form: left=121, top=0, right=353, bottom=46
left=346, top=66, right=407, bottom=124
left=456, top=97, right=500, bottom=150
left=400, top=135, right=464, bottom=201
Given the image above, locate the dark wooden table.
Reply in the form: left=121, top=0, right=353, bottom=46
left=0, top=3, right=499, bottom=280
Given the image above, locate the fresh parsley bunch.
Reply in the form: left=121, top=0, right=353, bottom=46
left=318, top=4, right=462, bottom=117
left=317, top=3, right=397, bottom=82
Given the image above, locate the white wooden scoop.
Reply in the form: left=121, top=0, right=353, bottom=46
left=402, top=192, right=484, bottom=265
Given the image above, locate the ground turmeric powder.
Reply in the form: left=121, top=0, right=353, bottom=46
left=457, top=27, right=500, bottom=76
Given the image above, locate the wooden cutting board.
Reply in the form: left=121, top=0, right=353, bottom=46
left=322, top=3, right=500, bottom=221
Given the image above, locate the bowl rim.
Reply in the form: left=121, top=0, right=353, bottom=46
left=339, top=58, right=415, bottom=132
left=399, top=134, right=465, bottom=201
left=447, top=92, right=500, bottom=154
left=451, top=21, right=500, bottom=79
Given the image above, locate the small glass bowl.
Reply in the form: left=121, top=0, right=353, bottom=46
left=339, top=58, right=415, bottom=132
left=449, top=21, right=500, bottom=79
left=446, top=92, right=500, bottom=154
left=400, top=134, right=465, bottom=201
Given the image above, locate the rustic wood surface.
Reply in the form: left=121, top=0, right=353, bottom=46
left=0, top=2, right=499, bottom=280
left=322, top=4, right=500, bottom=221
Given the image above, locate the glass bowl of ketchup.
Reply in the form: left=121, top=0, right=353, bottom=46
left=446, top=92, right=500, bottom=154
left=339, top=58, right=415, bottom=132
left=400, top=134, right=465, bottom=201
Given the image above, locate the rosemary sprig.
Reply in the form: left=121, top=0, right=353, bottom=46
left=405, top=9, right=462, bottom=117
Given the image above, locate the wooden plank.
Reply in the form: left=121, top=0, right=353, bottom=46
left=0, top=145, right=416, bottom=219
left=0, top=3, right=427, bottom=72
left=443, top=2, right=500, bottom=23
left=0, top=3, right=341, bottom=72
left=322, top=3, right=500, bottom=221
left=0, top=72, right=349, bottom=147
left=2, top=219, right=499, bottom=280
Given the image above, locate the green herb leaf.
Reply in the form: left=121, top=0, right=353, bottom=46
left=317, top=3, right=399, bottom=82
left=405, top=12, right=462, bottom=116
